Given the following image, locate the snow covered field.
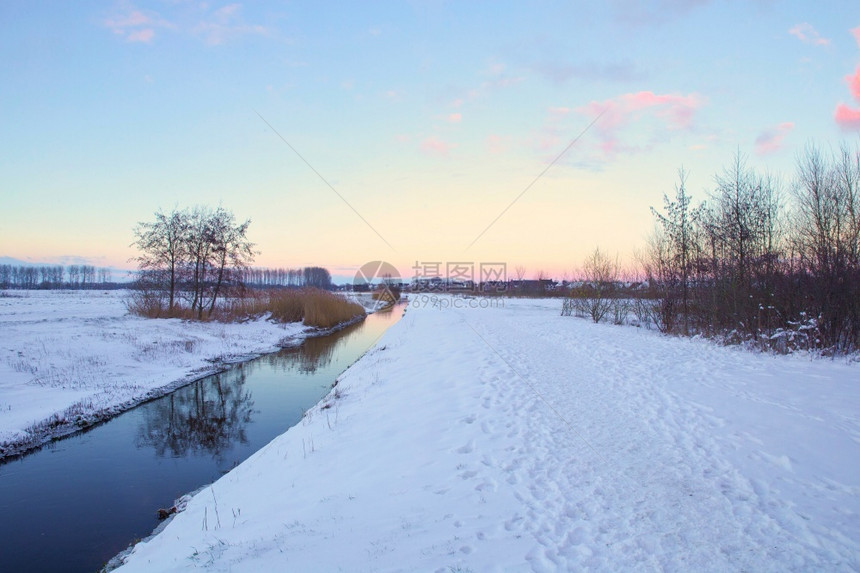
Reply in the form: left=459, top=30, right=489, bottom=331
left=0, top=290, right=308, bottom=456
left=116, top=295, right=859, bottom=571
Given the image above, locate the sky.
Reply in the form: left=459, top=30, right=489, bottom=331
left=2, top=1, right=859, bottom=283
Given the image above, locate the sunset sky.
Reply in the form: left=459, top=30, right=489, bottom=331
left=2, top=1, right=860, bottom=282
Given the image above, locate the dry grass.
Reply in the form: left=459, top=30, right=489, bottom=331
left=265, top=289, right=306, bottom=323
left=126, top=291, right=197, bottom=319
left=301, top=289, right=365, bottom=329
left=128, top=288, right=365, bottom=329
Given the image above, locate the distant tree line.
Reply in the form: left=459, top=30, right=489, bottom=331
left=131, top=205, right=256, bottom=319
left=637, top=144, right=859, bottom=353
left=0, top=264, right=113, bottom=289
left=237, top=266, right=333, bottom=290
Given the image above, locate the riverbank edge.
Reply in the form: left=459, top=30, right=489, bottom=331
left=0, top=313, right=368, bottom=464
left=101, top=308, right=393, bottom=572
left=102, top=486, right=204, bottom=572
left=101, top=310, right=380, bottom=571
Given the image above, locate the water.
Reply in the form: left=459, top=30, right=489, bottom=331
left=0, top=306, right=403, bottom=572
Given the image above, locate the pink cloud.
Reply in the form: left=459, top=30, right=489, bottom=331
left=420, top=136, right=454, bottom=156
left=448, top=113, right=462, bottom=123
left=572, top=91, right=704, bottom=161
left=536, top=133, right=562, bottom=152
left=536, top=107, right=572, bottom=154
left=127, top=28, right=155, bottom=43
left=846, top=66, right=860, bottom=102
left=105, top=10, right=150, bottom=30
left=446, top=63, right=524, bottom=112
left=215, top=3, right=242, bottom=20
left=754, top=122, right=794, bottom=155
left=486, top=135, right=510, bottom=154
left=852, top=26, right=860, bottom=48
left=104, top=6, right=172, bottom=43
left=486, top=62, right=506, bottom=75
left=789, top=23, right=831, bottom=46
left=579, top=91, right=703, bottom=131
left=194, top=3, right=268, bottom=45
left=835, top=104, right=860, bottom=131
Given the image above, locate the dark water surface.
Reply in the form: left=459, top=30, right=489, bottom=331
left=0, top=306, right=403, bottom=573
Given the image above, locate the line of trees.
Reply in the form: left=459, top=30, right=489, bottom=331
left=236, top=266, right=333, bottom=290
left=131, top=205, right=256, bottom=319
left=640, top=144, right=859, bottom=353
left=0, top=264, right=113, bottom=289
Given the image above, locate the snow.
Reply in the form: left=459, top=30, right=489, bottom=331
left=0, top=290, right=308, bottom=455
left=114, top=295, right=859, bottom=571
left=341, top=291, right=394, bottom=314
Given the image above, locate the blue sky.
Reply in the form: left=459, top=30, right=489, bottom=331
left=2, top=1, right=859, bottom=280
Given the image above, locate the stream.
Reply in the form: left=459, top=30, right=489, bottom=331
left=0, top=305, right=403, bottom=572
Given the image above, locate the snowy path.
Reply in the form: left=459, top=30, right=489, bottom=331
left=116, top=297, right=859, bottom=572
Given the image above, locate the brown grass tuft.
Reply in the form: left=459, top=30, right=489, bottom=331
left=300, top=288, right=365, bottom=328
left=127, top=287, right=365, bottom=328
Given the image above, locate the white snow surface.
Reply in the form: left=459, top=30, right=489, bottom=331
left=0, top=290, right=307, bottom=451
left=113, top=296, right=860, bottom=571
left=341, top=291, right=393, bottom=314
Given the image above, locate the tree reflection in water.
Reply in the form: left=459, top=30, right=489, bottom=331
left=265, top=336, right=336, bottom=374
left=135, top=322, right=360, bottom=459
left=263, top=321, right=360, bottom=375
left=136, top=368, right=254, bottom=459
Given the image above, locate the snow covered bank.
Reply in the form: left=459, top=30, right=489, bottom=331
left=116, top=296, right=859, bottom=571
left=0, top=290, right=309, bottom=458
left=341, top=291, right=395, bottom=314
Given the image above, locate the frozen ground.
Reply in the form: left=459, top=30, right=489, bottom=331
left=115, top=295, right=859, bottom=572
left=0, top=290, right=308, bottom=456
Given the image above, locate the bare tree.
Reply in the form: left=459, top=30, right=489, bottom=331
left=303, top=267, right=332, bottom=289
left=131, top=205, right=255, bottom=319
left=581, top=247, right=618, bottom=323
left=132, top=208, right=189, bottom=313
left=650, top=168, right=702, bottom=334
left=67, top=265, right=80, bottom=287
left=513, top=265, right=526, bottom=294
left=207, top=207, right=255, bottom=317
left=701, top=153, right=782, bottom=337
left=184, top=206, right=216, bottom=318
left=791, top=143, right=860, bottom=350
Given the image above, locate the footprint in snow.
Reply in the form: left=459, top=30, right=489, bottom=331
left=456, top=441, right=474, bottom=454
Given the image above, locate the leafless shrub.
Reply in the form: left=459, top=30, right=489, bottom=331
left=611, top=298, right=632, bottom=325
left=580, top=247, right=618, bottom=323
left=637, top=144, right=859, bottom=353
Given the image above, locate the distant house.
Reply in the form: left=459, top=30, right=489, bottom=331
left=411, top=277, right=445, bottom=291
left=513, top=279, right=556, bottom=294
left=446, top=279, right=474, bottom=291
